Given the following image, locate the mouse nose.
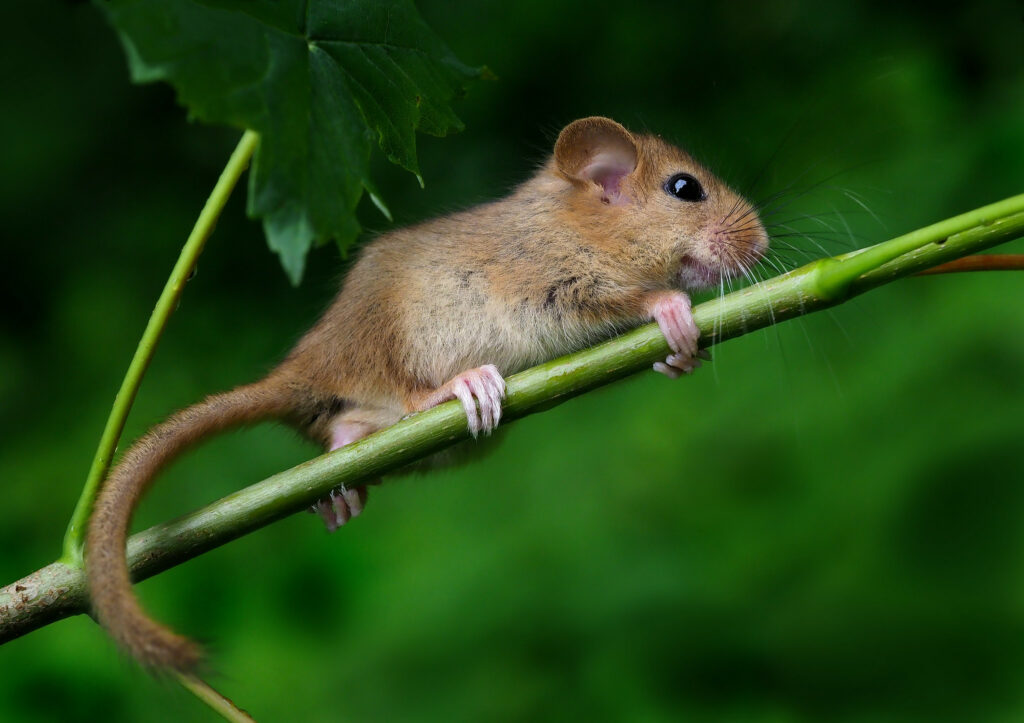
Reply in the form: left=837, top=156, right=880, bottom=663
left=709, top=212, right=768, bottom=271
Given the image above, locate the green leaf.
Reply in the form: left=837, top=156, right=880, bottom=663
left=99, top=0, right=484, bottom=283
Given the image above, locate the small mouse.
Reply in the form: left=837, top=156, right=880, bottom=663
left=86, top=116, right=769, bottom=672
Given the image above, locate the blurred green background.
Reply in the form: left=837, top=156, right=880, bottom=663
left=2, top=1, right=1024, bottom=721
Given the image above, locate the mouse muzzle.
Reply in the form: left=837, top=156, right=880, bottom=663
left=679, top=211, right=769, bottom=290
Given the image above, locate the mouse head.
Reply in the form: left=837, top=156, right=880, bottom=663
left=554, top=116, right=768, bottom=289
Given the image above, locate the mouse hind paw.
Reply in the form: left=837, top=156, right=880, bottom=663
left=309, top=417, right=379, bottom=531
left=311, top=484, right=369, bottom=532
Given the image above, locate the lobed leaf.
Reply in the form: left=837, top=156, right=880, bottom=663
left=99, top=0, right=484, bottom=283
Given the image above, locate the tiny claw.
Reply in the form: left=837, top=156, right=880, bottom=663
left=697, top=349, right=712, bottom=361
left=479, top=365, right=506, bottom=431
left=451, top=378, right=481, bottom=437
left=465, top=373, right=493, bottom=433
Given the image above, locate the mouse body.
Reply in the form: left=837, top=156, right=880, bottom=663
left=86, top=116, right=769, bottom=671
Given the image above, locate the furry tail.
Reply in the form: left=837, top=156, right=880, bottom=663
left=86, top=379, right=294, bottom=672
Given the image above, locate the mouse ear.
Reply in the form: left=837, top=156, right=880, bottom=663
left=554, top=117, right=638, bottom=204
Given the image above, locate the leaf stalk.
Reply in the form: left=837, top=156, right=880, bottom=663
left=60, top=131, right=260, bottom=567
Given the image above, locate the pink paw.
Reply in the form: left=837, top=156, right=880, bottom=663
left=449, top=364, right=506, bottom=437
left=310, top=419, right=375, bottom=531
left=312, top=485, right=368, bottom=533
left=648, top=292, right=703, bottom=379
left=653, top=350, right=711, bottom=379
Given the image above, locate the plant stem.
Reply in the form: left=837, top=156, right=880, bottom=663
left=60, top=130, right=260, bottom=567
left=814, top=193, right=1024, bottom=300
left=175, top=673, right=257, bottom=723
left=3, top=193, right=1021, bottom=645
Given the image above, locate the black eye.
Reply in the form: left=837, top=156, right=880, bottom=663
left=665, top=173, right=705, bottom=202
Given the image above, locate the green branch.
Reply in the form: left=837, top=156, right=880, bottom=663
left=175, top=673, right=256, bottom=723
left=60, top=131, right=260, bottom=567
left=4, top=192, right=1023, bottom=646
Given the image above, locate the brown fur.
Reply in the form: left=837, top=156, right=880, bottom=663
left=86, top=117, right=768, bottom=672
left=86, top=380, right=299, bottom=670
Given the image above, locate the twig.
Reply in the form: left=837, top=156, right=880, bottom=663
left=916, top=254, right=1024, bottom=275
left=2, top=193, right=1022, bottom=646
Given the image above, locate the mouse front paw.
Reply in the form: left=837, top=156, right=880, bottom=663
left=448, top=365, right=506, bottom=437
left=646, top=291, right=705, bottom=380
left=653, top=349, right=711, bottom=379
left=415, top=364, right=507, bottom=437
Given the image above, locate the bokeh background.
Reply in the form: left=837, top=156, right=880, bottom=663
left=3, top=1, right=1024, bottom=721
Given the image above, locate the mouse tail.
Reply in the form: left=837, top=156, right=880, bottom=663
left=85, top=377, right=296, bottom=672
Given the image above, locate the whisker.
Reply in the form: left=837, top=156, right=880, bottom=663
left=771, top=224, right=837, bottom=259
left=830, top=202, right=857, bottom=249
left=712, top=271, right=725, bottom=384
left=738, top=259, right=778, bottom=353
left=841, top=188, right=886, bottom=231
left=745, top=158, right=881, bottom=230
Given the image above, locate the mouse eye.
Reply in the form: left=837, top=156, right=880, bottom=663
left=665, top=173, right=705, bottom=202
